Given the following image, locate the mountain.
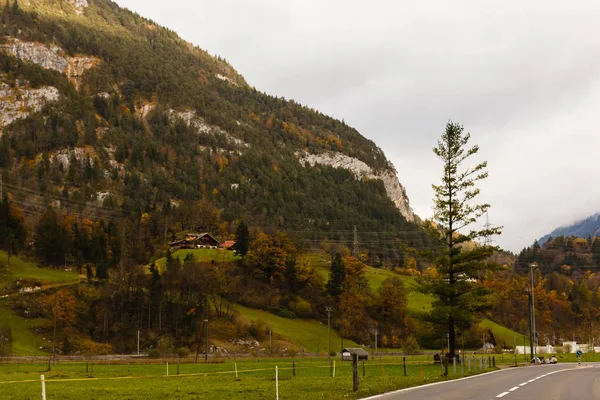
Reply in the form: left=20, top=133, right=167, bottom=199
left=0, top=0, right=438, bottom=264
left=538, top=213, right=600, bottom=245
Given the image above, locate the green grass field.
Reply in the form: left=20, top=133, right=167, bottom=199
left=0, top=298, right=49, bottom=356
left=0, top=251, right=79, bottom=356
left=234, top=304, right=360, bottom=353
left=151, top=249, right=240, bottom=272
left=0, top=251, right=78, bottom=291
left=0, top=356, right=498, bottom=400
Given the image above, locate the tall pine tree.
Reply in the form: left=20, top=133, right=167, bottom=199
left=421, top=121, right=502, bottom=360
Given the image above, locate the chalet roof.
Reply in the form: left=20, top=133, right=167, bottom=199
left=342, top=348, right=369, bottom=356
left=185, top=232, right=221, bottom=245
left=221, top=240, right=236, bottom=248
left=169, top=239, right=191, bottom=246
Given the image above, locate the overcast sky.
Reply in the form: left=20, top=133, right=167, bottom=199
left=115, top=0, right=600, bottom=252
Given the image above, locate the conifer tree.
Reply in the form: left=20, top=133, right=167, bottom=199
left=232, top=221, right=249, bottom=258
left=326, top=253, right=345, bottom=298
left=421, top=121, right=502, bottom=359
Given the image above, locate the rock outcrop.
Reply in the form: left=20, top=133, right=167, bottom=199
left=0, top=81, right=59, bottom=129
left=169, top=109, right=249, bottom=149
left=67, top=0, right=89, bottom=15
left=299, top=151, right=415, bottom=222
left=1, top=38, right=100, bottom=88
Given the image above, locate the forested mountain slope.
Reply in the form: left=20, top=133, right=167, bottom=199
left=0, top=0, right=438, bottom=266
left=539, top=213, right=600, bottom=245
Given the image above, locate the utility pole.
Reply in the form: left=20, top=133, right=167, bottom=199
left=269, top=330, right=272, bottom=355
left=353, top=226, right=359, bottom=258
left=204, top=319, right=209, bottom=363
left=374, top=329, right=378, bottom=355
left=204, top=297, right=209, bottom=363
left=52, top=294, right=57, bottom=363
left=326, top=307, right=333, bottom=361
left=137, top=330, right=140, bottom=355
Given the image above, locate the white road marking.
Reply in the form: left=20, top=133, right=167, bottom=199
left=519, top=382, right=528, bottom=386
left=496, top=392, right=510, bottom=398
left=528, top=379, right=536, bottom=382
left=509, top=386, right=519, bottom=391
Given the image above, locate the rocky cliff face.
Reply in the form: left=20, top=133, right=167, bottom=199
left=67, top=0, right=88, bottom=13
left=0, top=81, right=59, bottom=129
left=299, top=151, right=415, bottom=222
left=169, top=109, right=249, bottom=150
left=1, top=38, right=100, bottom=88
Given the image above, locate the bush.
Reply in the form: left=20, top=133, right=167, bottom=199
left=148, top=348, right=161, bottom=359
left=248, top=319, right=268, bottom=340
left=555, top=346, right=564, bottom=354
left=276, top=308, right=296, bottom=319
left=402, top=335, right=421, bottom=355
left=176, top=347, right=189, bottom=358
left=564, top=343, right=572, bottom=353
left=289, top=298, right=313, bottom=317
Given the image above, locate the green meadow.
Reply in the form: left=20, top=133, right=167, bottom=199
left=0, top=356, right=498, bottom=400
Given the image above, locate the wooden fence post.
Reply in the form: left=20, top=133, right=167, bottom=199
left=352, top=354, right=359, bottom=392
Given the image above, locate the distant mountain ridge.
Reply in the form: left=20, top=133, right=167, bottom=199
left=539, top=213, right=600, bottom=244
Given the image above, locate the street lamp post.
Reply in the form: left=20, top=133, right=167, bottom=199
left=530, top=263, right=538, bottom=359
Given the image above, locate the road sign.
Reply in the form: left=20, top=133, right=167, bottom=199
left=576, top=349, right=582, bottom=357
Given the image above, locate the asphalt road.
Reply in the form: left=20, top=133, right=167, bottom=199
left=364, top=363, right=600, bottom=400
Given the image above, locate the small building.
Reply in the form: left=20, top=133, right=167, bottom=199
left=221, top=240, right=236, bottom=250
left=170, top=233, right=221, bottom=250
left=341, top=348, right=369, bottom=361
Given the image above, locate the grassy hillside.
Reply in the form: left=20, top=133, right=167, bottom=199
left=0, top=251, right=78, bottom=291
left=235, top=304, right=360, bottom=353
left=0, top=298, right=48, bottom=355
left=150, top=249, right=240, bottom=272
left=0, top=251, right=78, bottom=356
left=480, top=319, right=526, bottom=348
left=309, top=253, right=523, bottom=349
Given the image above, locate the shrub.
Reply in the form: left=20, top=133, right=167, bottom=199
left=275, top=308, right=296, bottom=319
left=176, top=347, right=189, bottom=358
left=289, top=298, right=313, bottom=317
left=564, top=343, right=572, bottom=353
left=148, top=348, right=161, bottom=359
left=402, top=335, right=421, bottom=355
left=248, top=319, right=268, bottom=340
